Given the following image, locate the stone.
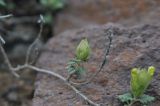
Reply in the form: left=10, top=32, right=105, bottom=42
left=54, top=0, right=160, bottom=34
left=33, top=23, right=160, bottom=106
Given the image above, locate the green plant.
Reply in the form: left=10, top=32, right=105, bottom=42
left=40, top=0, right=65, bottom=25
left=118, top=66, right=155, bottom=106
left=66, top=38, right=90, bottom=80
left=0, top=0, right=16, bottom=10
left=43, top=13, right=53, bottom=24
left=40, top=0, right=65, bottom=10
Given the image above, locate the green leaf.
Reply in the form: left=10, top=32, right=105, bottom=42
left=67, top=59, right=81, bottom=66
left=67, top=67, right=76, bottom=74
left=73, top=67, right=86, bottom=79
left=66, top=58, right=86, bottom=78
left=51, top=0, right=64, bottom=9
left=139, top=94, right=155, bottom=105
left=118, top=93, right=133, bottom=103
left=67, top=61, right=76, bottom=65
left=70, top=58, right=81, bottom=63
left=40, top=0, right=48, bottom=6
left=76, top=67, right=86, bottom=75
left=43, top=14, right=53, bottom=24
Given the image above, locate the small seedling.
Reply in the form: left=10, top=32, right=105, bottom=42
left=66, top=38, right=90, bottom=80
left=118, top=66, right=155, bottom=106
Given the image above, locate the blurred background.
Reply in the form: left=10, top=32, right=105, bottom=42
left=0, top=0, right=160, bottom=106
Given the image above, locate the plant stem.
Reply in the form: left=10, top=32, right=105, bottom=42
left=128, top=99, right=140, bottom=106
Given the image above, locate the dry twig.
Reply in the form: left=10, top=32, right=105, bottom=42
left=0, top=35, right=5, bottom=44
left=0, top=14, right=12, bottom=19
left=0, top=15, right=99, bottom=106
left=0, top=40, right=20, bottom=78
left=25, top=15, right=44, bottom=64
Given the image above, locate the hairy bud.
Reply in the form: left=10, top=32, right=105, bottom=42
left=76, top=38, right=90, bottom=61
left=131, top=66, right=155, bottom=98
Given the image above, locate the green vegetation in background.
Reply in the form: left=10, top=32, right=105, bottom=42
left=0, top=0, right=66, bottom=24
left=40, top=0, right=66, bottom=24
left=0, top=0, right=6, bottom=7
left=40, top=0, right=65, bottom=10
left=43, top=13, right=53, bottom=24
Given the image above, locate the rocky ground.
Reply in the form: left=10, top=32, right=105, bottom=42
left=0, top=0, right=160, bottom=106
left=33, top=23, right=160, bottom=106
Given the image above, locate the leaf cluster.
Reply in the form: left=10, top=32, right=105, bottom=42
left=118, top=93, right=155, bottom=106
left=66, top=59, right=86, bottom=78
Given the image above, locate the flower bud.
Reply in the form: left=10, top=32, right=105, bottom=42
left=131, top=66, right=155, bottom=98
left=76, top=38, right=90, bottom=61
left=148, top=66, right=155, bottom=76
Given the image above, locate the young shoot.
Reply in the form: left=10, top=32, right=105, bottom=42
left=118, top=66, right=155, bottom=106
left=66, top=38, right=90, bottom=80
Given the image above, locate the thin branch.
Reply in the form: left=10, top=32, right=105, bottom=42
left=0, top=40, right=19, bottom=78
left=0, top=35, right=6, bottom=44
left=29, top=47, right=40, bottom=65
left=87, top=29, right=113, bottom=82
left=0, top=14, right=19, bottom=78
left=14, top=65, right=99, bottom=106
left=25, top=15, right=44, bottom=64
left=0, top=14, right=12, bottom=19
left=69, top=29, right=113, bottom=85
left=0, top=58, right=99, bottom=106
